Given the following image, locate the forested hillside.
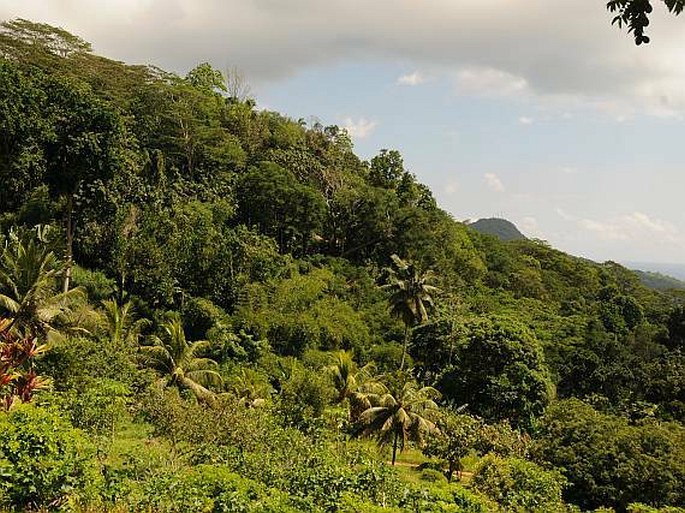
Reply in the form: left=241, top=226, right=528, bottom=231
left=0, top=19, right=683, bottom=513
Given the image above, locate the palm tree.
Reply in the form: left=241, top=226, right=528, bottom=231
left=327, top=350, right=375, bottom=402
left=382, top=254, right=440, bottom=369
left=326, top=350, right=381, bottom=421
left=139, top=314, right=222, bottom=402
left=226, top=368, right=272, bottom=408
left=100, top=299, right=149, bottom=348
left=358, top=377, right=441, bottom=465
left=0, top=227, right=85, bottom=337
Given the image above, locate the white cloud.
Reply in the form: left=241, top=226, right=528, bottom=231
left=484, top=173, right=505, bottom=193
left=579, top=218, right=630, bottom=241
left=397, top=71, right=425, bottom=86
left=341, top=117, right=377, bottom=139
left=444, top=181, right=459, bottom=195
left=519, top=116, right=534, bottom=125
left=623, top=211, right=678, bottom=240
left=555, top=207, right=576, bottom=221
left=456, top=67, right=529, bottom=97
left=519, top=216, right=542, bottom=237
left=562, top=209, right=679, bottom=244
left=3, top=1, right=685, bottom=115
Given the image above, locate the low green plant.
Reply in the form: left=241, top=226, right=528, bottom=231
left=471, top=455, right=568, bottom=513
left=0, top=404, right=100, bottom=510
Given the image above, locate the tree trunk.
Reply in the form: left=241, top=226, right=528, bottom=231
left=448, top=460, right=455, bottom=482
left=391, top=430, right=398, bottom=465
left=399, top=324, right=409, bottom=370
left=63, top=194, right=74, bottom=293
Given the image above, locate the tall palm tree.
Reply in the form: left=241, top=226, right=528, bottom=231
left=140, top=314, right=222, bottom=402
left=0, top=228, right=85, bottom=337
left=358, top=377, right=441, bottom=465
left=382, top=254, right=440, bottom=370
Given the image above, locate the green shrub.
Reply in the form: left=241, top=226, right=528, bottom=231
left=471, top=455, right=568, bottom=513
left=61, top=379, right=130, bottom=441
left=133, top=465, right=305, bottom=513
left=0, top=404, right=99, bottom=510
left=71, top=265, right=116, bottom=301
left=533, top=399, right=685, bottom=511
left=276, top=367, right=334, bottom=430
left=627, top=505, right=685, bottom=513
left=420, top=468, right=448, bottom=483
left=399, top=482, right=499, bottom=513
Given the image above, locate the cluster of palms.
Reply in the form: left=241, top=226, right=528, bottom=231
left=0, top=231, right=443, bottom=465
left=0, top=228, right=221, bottom=407
left=327, top=350, right=441, bottom=465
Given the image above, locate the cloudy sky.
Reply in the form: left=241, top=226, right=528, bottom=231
left=2, top=0, right=685, bottom=265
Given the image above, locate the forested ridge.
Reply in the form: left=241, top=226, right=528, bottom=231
left=0, top=19, right=683, bottom=513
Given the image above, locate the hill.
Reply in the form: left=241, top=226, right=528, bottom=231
left=633, top=269, right=685, bottom=291
left=625, top=261, right=685, bottom=282
left=0, top=19, right=683, bottom=513
left=468, top=218, right=527, bottom=241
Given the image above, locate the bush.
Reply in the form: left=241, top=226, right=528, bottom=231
left=60, top=379, right=130, bottom=443
left=627, top=505, right=685, bottom=513
left=0, top=404, right=99, bottom=510
left=437, top=316, right=554, bottom=429
left=533, top=399, right=685, bottom=511
left=399, top=481, right=499, bottom=513
left=71, top=265, right=116, bottom=301
left=420, top=468, right=448, bottom=483
left=132, top=464, right=304, bottom=513
left=471, top=455, right=568, bottom=513
left=276, top=367, right=334, bottom=430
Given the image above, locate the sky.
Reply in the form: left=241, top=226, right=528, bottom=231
left=2, top=0, right=685, bottom=265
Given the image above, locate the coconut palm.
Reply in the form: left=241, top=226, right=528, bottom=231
left=140, top=314, right=222, bottom=402
left=382, top=254, right=440, bottom=369
left=100, top=299, right=149, bottom=348
left=327, top=350, right=376, bottom=402
left=0, top=227, right=85, bottom=337
left=326, top=350, right=381, bottom=421
left=226, top=368, right=272, bottom=408
left=358, top=377, right=441, bottom=465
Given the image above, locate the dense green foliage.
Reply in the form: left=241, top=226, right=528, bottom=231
left=0, top=18, right=683, bottom=512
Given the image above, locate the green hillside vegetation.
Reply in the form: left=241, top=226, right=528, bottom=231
left=0, top=19, right=683, bottom=513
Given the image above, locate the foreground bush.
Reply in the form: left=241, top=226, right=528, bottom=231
left=471, top=455, right=568, bottom=513
left=0, top=404, right=99, bottom=510
left=534, top=399, right=685, bottom=511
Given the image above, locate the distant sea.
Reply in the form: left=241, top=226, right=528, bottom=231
left=623, top=261, right=685, bottom=281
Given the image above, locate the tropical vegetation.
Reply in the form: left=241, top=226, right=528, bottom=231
left=0, top=18, right=683, bottom=512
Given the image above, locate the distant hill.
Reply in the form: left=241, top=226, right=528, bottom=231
left=468, top=218, right=527, bottom=241
left=632, top=270, right=685, bottom=291
left=624, top=261, right=685, bottom=282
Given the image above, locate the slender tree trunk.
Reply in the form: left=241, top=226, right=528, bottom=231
left=63, top=194, right=74, bottom=293
left=117, top=270, right=125, bottom=304
left=399, top=324, right=409, bottom=370
left=392, top=430, right=398, bottom=465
